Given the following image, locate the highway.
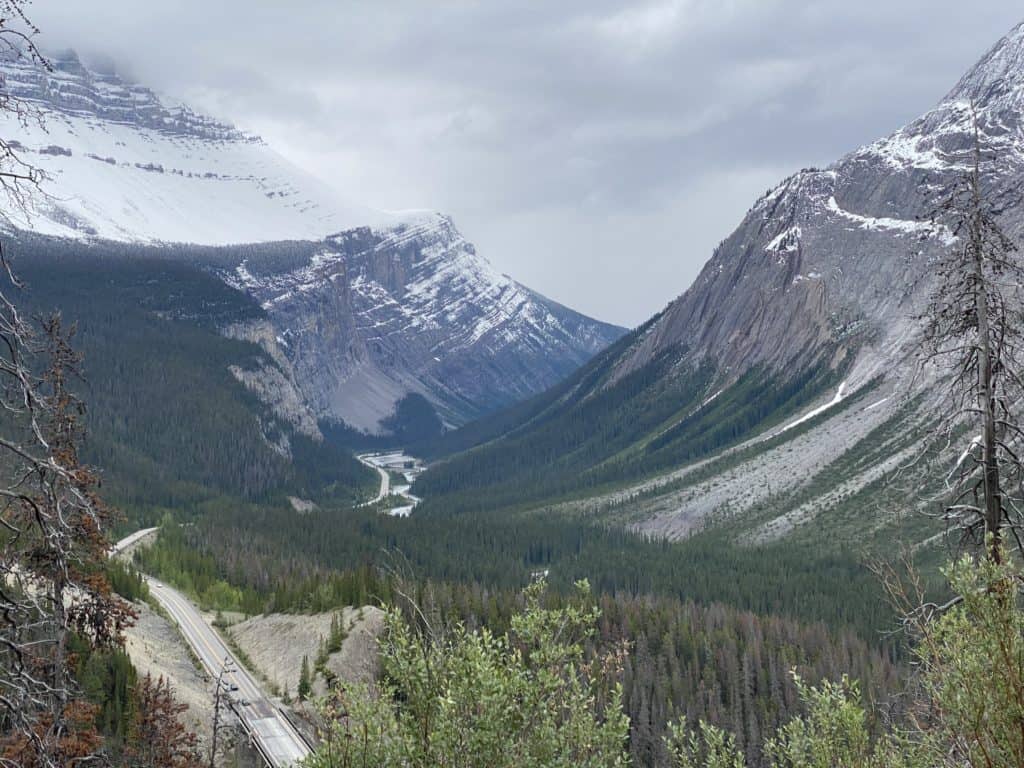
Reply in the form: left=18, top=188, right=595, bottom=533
left=356, top=453, right=390, bottom=505
left=357, top=452, right=424, bottom=515
left=112, top=532, right=312, bottom=767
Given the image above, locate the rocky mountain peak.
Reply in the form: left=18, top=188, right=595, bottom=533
left=226, top=211, right=625, bottom=432
left=0, top=47, right=251, bottom=142
left=0, top=48, right=626, bottom=432
left=609, top=18, right=1024, bottom=395
left=945, top=20, right=1024, bottom=107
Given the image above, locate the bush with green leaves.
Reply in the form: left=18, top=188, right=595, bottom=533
left=903, top=554, right=1024, bottom=768
left=668, top=673, right=923, bottom=768
left=304, top=579, right=630, bottom=768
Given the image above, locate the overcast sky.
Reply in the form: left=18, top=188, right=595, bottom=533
left=30, top=1, right=1024, bottom=326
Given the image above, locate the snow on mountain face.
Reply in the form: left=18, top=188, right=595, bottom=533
left=0, top=49, right=399, bottom=242
left=568, top=18, right=1024, bottom=544
left=0, top=50, right=626, bottom=431
left=225, top=217, right=624, bottom=432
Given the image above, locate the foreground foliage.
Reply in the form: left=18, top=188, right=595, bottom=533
left=307, top=580, right=630, bottom=768
left=140, top=515, right=899, bottom=765
left=300, top=554, right=1024, bottom=768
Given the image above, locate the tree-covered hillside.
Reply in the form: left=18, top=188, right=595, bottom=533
left=10, top=237, right=376, bottom=517
left=412, top=319, right=844, bottom=511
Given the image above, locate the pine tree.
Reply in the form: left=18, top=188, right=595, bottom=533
left=298, top=655, right=312, bottom=702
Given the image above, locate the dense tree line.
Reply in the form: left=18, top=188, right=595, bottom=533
left=601, top=594, right=897, bottom=766
left=136, top=513, right=904, bottom=766
left=135, top=502, right=899, bottom=641
left=302, top=554, right=1024, bottom=768
left=299, top=575, right=901, bottom=768
left=380, top=579, right=900, bottom=767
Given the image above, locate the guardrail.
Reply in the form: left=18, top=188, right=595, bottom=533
left=229, top=701, right=276, bottom=768
left=277, top=706, right=317, bottom=752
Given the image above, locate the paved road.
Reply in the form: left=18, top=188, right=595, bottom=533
left=113, top=532, right=311, bottom=767
left=356, top=453, right=390, bottom=505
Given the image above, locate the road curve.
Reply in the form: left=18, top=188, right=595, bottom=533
left=113, top=531, right=312, bottom=767
left=356, top=453, right=390, bottom=505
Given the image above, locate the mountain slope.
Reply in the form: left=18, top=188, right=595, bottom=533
left=217, top=219, right=624, bottom=431
left=0, top=50, right=389, bottom=242
left=10, top=237, right=377, bottom=515
left=0, top=50, right=625, bottom=432
left=416, top=20, right=1024, bottom=551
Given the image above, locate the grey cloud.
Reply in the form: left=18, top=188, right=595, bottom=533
left=28, top=1, right=1024, bottom=325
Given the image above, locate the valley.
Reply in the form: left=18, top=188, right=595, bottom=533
left=357, top=451, right=424, bottom=516
left=3, top=6, right=1024, bottom=768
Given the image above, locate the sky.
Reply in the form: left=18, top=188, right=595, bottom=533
left=29, top=1, right=1024, bottom=327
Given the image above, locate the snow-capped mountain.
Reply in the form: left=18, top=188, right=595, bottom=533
left=421, top=20, right=1024, bottom=551
left=0, top=50, right=397, bottom=242
left=0, top=50, right=624, bottom=432
left=609, top=20, right=1024, bottom=538
left=221, top=217, right=623, bottom=432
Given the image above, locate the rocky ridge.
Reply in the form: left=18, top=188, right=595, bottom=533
left=0, top=50, right=625, bottom=432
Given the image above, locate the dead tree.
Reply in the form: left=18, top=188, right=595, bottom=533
left=129, top=674, right=203, bottom=768
left=921, top=106, right=1024, bottom=563
left=0, top=312, right=135, bottom=766
left=0, top=6, right=136, bottom=764
left=0, top=0, right=48, bottom=214
left=209, top=657, right=236, bottom=768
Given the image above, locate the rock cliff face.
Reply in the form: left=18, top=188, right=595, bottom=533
left=599, top=20, right=1024, bottom=540
left=0, top=49, right=625, bottom=432
left=222, top=218, right=624, bottom=431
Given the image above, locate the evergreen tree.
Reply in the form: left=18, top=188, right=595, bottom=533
left=298, top=655, right=312, bottom=702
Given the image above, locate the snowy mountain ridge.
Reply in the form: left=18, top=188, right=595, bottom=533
left=616, top=18, right=1024, bottom=394
left=2, top=49, right=252, bottom=140
left=0, top=48, right=415, bottom=242
left=221, top=215, right=624, bottom=432
left=617, top=17, right=1024, bottom=540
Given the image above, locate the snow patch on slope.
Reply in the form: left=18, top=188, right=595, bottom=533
left=825, top=197, right=955, bottom=245
left=770, top=381, right=848, bottom=438
left=764, top=226, right=801, bottom=253
left=0, top=51, right=419, bottom=244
